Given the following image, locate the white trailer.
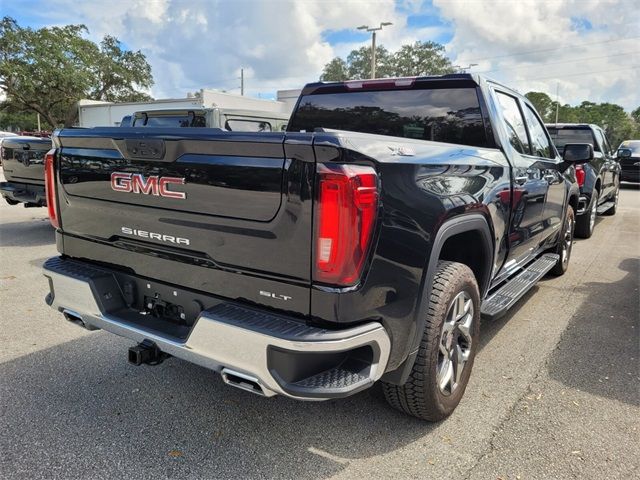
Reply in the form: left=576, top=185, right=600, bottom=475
left=78, top=89, right=298, bottom=128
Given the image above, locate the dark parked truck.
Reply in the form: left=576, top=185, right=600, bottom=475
left=42, top=74, right=588, bottom=421
left=546, top=124, right=620, bottom=237
left=617, top=140, right=640, bottom=183
left=0, top=136, right=52, bottom=207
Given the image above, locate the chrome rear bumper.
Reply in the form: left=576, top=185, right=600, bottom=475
left=43, top=257, right=391, bottom=400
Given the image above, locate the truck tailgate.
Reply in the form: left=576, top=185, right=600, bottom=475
left=1, top=137, right=51, bottom=184
left=54, top=128, right=315, bottom=315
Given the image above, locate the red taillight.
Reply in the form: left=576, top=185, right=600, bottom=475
left=44, top=148, right=59, bottom=228
left=575, top=164, right=586, bottom=187
left=314, top=163, right=378, bottom=286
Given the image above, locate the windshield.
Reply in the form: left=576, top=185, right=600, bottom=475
left=288, top=87, right=489, bottom=148
left=618, top=141, right=640, bottom=155
left=547, top=128, right=597, bottom=151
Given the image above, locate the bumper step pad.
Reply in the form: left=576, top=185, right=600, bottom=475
left=293, top=367, right=368, bottom=390
left=481, top=253, right=559, bottom=319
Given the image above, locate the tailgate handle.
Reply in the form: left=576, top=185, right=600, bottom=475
left=124, top=139, right=165, bottom=160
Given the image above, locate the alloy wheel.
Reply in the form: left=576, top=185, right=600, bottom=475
left=437, top=291, right=474, bottom=396
left=562, top=214, right=574, bottom=266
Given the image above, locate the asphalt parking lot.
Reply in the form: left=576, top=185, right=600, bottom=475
left=1, top=178, right=638, bottom=479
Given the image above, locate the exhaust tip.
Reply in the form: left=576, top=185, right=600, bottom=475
left=221, top=368, right=266, bottom=396
left=62, top=309, right=98, bottom=330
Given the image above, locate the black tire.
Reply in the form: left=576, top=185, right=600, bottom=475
left=3, top=196, right=19, bottom=206
left=550, top=205, right=575, bottom=276
left=382, top=261, right=480, bottom=421
left=574, top=190, right=598, bottom=238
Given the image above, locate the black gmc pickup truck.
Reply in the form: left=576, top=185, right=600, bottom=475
left=43, top=74, right=589, bottom=421
left=1, top=136, right=52, bottom=207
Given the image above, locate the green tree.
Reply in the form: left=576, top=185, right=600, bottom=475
left=0, top=17, right=153, bottom=128
left=391, top=41, right=454, bottom=77
left=346, top=45, right=394, bottom=80
left=320, top=40, right=453, bottom=81
left=320, top=58, right=349, bottom=82
left=0, top=103, right=39, bottom=131
left=525, top=91, right=554, bottom=122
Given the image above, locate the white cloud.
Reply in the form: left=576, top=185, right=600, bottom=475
left=434, top=0, right=640, bottom=109
left=21, top=0, right=640, bottom=109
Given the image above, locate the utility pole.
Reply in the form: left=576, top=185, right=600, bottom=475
left=36, top=113, right=41, bottom=132
left=240, top=68, right=244, bottom=96
left=357, top=22, right=393, bottom=79
left=555, top=83, right=560, bottom=126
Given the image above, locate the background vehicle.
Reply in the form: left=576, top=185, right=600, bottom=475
left=42, top=74, right=586, bottom=421
left=0, top=131, right=18, bottom=141
left=617, top=140, right=640, bottom=183
left=0, top=131, right=19, bottom=165
left=547, top=123, right=620, bottom=237
left=78, top=89, right=298, bottom=127
left=120, top=108, right=289, bottom=132
left=0, top=136, right=52, bottom=207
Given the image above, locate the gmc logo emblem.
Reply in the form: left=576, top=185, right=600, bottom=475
left=110, top=172, right=186, bottom=199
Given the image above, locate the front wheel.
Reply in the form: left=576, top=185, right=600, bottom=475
left=550, top=205, right=575, bottom=276
left=382, top=261, right=480, bottom=421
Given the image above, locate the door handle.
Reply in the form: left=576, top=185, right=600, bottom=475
left=515, top=176, right=528, bottom=185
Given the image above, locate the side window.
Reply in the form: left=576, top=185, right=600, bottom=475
left=523, top=105, right=554, bottom=158
left=595, top=128, right=611, bottom=155
left=602, top=132, right=612, bottom=156
left=225, top=119, right=272, bottom=132
left=592, top=128, right=603, bottom=153
left=495, top=92, right=531, bottom=155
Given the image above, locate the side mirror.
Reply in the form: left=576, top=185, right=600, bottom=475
left=617, top=149, right=632, bottom=159
left=562, top=143, right=593, bottom=164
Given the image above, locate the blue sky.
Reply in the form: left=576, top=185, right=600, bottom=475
left=3, top=0, right=639, bottom=109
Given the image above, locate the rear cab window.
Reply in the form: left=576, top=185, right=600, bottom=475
left=547, top=127, right=598, bottom=152
left=225, top=119, right=272, bottom=132
left=287, top=83, right=490, bottom=148
left=132, top=113, right=207, bottom=128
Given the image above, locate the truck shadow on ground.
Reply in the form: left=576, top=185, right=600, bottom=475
left=0, top=333, right=431, bottom=479
left=0, top=290, right=545, bottom=479
left=547, top=257, right=639, bottom=406
left=0, top=218, right=54, bottom=247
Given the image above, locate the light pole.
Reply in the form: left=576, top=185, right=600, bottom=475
left=459, top=63, right=478, bottom=73
left=357, top=22, right=393, bottom=79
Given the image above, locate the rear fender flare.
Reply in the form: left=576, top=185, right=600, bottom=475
left=382, top=213, right=494, bottom=385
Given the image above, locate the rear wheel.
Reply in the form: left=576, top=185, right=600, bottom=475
left=575, top=190, right=598, bottom=238
left=382, top=261, right=480, bottom=421
left=550, top=206, right=575, bottom=276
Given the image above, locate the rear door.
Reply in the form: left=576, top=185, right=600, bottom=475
left=493, top=91, right=549, bottom=266
left=520, top=103, right=565, bottom=234
left=55, top=128, right=315, bottom=314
